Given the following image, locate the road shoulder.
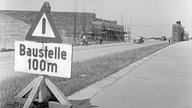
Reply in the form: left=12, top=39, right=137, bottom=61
left=68, top=43, right=174, bottom=100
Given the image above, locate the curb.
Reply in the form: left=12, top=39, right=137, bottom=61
left=67, top=43, right=176, bottom=100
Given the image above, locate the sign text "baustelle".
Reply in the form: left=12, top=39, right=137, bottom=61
left=15, top=41, right=72, bottom=78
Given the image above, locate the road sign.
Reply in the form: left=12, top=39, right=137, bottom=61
left=15, top=2, right=72, bottom=108
left=15, top=41, right=72, bottom=78
left=25, top=2, right=63, bottom=43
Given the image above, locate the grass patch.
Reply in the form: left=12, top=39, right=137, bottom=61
left=0, top=42, right=173, bottom=108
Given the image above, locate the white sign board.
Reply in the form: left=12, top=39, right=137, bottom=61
left=15, top=41, right=72, bottom=78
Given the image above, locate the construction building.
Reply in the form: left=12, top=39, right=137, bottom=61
left=0, top=10, right=124, bottom=46
left=184, top=32, right=189, bottom=41
left=172, top=21, right=185, bottom=41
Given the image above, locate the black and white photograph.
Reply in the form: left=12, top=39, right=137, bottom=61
left=0, top=0, right=192, bottom=108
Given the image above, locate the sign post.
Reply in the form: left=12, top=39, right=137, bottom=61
left=15, top=2, right=72, bottom=108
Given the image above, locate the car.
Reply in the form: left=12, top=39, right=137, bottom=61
left=161, top=36, right=167, bottom=41
left=134, top=37, right=144, bottom=44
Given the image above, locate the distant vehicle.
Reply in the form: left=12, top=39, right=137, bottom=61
left=161, top=36, right=167, bottom=41
left=134, top=37, right=144, bottom=44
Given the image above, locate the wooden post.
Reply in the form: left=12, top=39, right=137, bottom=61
left=38, top=76, right=49, bottom=102
left=16, top=76, right=71, bottom=108
left=23, top=76, right=44, bottom=108
left=45, top=78, right=71, bottom=105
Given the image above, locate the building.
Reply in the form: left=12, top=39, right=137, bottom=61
left=172, top=21, right=185, bottom=41
left=92, top=20, right=124, bottom=42
left=0, top=10, right=124, bottom=46
left=184, top=31, right=189, bottom=41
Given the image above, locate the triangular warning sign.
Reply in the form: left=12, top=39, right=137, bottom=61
left=25, top=2, right=63, bottom=43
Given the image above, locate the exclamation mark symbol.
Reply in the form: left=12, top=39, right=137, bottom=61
left=42, top=18, right=46, bottom=34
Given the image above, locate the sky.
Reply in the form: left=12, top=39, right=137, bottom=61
left=1, top=0, right=192, bottom=38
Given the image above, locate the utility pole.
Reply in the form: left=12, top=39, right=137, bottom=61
left=93, top=8, right=96, bottom=14
left=120, top=15, right=123, bottom=26
left=124, top=24, right=127, bottom=42
left=83, top=3, right=86, bottom=33
left=130, top=17, right=132, bottom=41
left=74, top=0, right=77, bottom=45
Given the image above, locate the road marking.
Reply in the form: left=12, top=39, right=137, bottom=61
left=0, top=61, right=14, bottom=64
left=0, top=41, right=162, bottom=65
left=74, top=44, right=130, bottom=54
left=0, top=45, right=123, bottom=65
left=73, top=41, right=160, bottom=54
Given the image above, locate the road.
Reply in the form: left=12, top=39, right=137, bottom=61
left=0, top=41, right=165, bottom=81
left=89, top=41, right=192, bottom=108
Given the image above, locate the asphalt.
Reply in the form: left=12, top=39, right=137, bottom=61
left=0, top=41, right=164, bottom=81
left=68, top=41, right=192, bottom=108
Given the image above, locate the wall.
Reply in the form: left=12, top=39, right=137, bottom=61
left=0, top=10, right=124, bottom=45
left=1, top=10, right=96, bottom=44
left=0, top=13, right=29, bottom=50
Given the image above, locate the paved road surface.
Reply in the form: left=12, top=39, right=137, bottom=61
left=0, top=41, right=165, bottom=81
left=88, top=41, right=192, bottom=108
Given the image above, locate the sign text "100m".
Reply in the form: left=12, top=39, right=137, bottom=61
left=19, top=44, right=67, bottom=73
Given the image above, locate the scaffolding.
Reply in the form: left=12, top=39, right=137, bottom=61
left=92, top=21, right=124, bottom=42
left=103, top=22, right=123, bottom=41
